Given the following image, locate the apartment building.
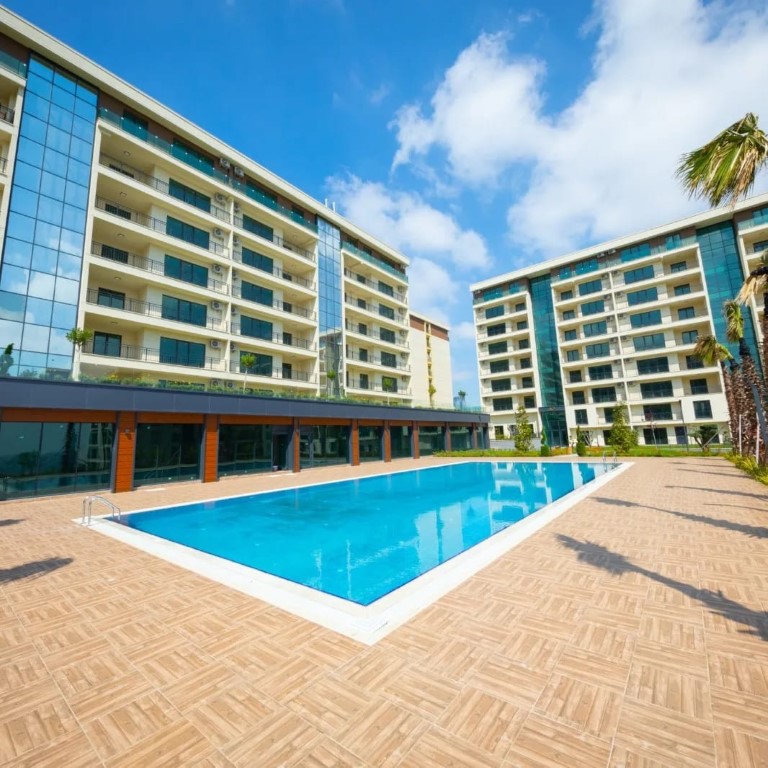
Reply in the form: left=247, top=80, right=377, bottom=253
left=471, top=193, right=768, bottom=446
left=408, top=312, right=453, bottom=408
left=0, top=9, right=413, bottom=403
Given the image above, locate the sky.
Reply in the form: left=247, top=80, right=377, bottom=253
left=8, top=0, right=768, bottom=404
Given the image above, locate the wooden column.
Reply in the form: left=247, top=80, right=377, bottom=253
left=203, top=414, right=219, bottom=483
left=383, top=421, right=392, bottom=462
left=292, top=418, right=301, bottom=473
left=412, top=423, right=420, bottom=459
left=471, top=424, right=479, bottom=449
left=444, top=424, right=451, bottom=452
left=351, top=420, right=360, bottom=466
left=113, top=412, right=136, bottom=493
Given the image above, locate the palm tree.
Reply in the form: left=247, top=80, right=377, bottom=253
left=676, top=112, right=768, bottom=207
left=0, top=343, right=13, bottom=377
left=240, top=353, right=255, bottom=392
left=65, top=328, right=93, bottom=381
left=736, top=252, right=768, bottom=372
left=694, top=335, right=737, bottom=443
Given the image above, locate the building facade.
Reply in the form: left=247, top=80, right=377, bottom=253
left=472, top=194, right=768, bottom=447
left=408, top=312, right=453, bottom=408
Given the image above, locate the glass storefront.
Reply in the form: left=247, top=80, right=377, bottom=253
left=359, top=425, right=383, bottom=462
left=390, top=425, right=412, bottom=459
left=0, top=421, right=114, bottom=499
left=418, top=426, right=445, bottom=456
left=218, top=424, right=273, bottom=477
left=449, top=426, right=472, bottom=451
left=134, top=423, right=203, bottom=486
left=300, top=425, right=349, bottom=467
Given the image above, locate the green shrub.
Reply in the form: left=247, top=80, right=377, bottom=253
left=539, top=430, right=551, bottom=457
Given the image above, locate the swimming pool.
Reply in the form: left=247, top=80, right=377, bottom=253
left=115, top=461, right=613, bottom=606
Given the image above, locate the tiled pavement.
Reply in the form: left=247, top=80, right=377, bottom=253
left=1, top=456, right=767, bottom=767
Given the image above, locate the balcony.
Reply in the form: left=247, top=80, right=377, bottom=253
left=344, top=296, right=406, bottom=326
left=99, top=155, right=230, bottom=222
left=227, top=362, right=315, bottom=383
left=82, top=342, right=225, bottom=371
left=233, top=250, right=315, bottom=291
left=341, top=241, right=408, bottom=283
left=233, top=216, right=315, bottom=262
left=94, top=197, right=228, bottom=257
left=0, top=157, right=6, bottom=176
left=346, top=350, right=410, bottom=371
left=343, top=268, right=406, bottom=303
left=90, top=241, right=230, bottom=294
left=472, top=285, right=525, bottom=305
left=0, top=50, right=26, bottom=78
left=344, top=321, right=407, bottom=347
left=98, top=107, right=318, bottom=234
left=346, top=378, right=411, bottom=396
left=230, top=325, right=315, bottom=352
left=84, top=288, right=226, bottom=332
left=231, top=286, right=316, bottom=321
left=0, top=102, right=14, bottom=125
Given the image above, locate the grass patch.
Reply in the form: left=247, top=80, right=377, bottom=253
left=726, top=454, right=768, bottom=485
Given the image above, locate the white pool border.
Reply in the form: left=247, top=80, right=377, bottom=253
left=82, top=460, right=632, bottom=645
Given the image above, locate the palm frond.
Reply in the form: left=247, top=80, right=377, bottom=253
left=736, top=272, right=767, bottom=305
left=723, top=300, right=745, bottom=343
left=676, top=113, right=768, bottom=207
left=693, top=335, right=732, bottom=366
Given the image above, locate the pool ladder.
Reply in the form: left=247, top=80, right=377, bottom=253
left=81, top=495, right=121, bottom=525
left=602, top=449, right=618, bottom=468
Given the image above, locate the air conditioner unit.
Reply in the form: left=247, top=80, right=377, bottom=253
left=225, top=381, right=235, bottom=389
left=211, top=301, right=222, bottom=310
left=231, top=308, right=238, bottom=315
left=230, top=343, right=236, bottom=351
left=619, top=313, right=626, bottom=318
left=210, top=340, right=220, bottom=348
left=214, top=228, right=224, bottom=238
left=212, top=264, right=222, bottom=274
left=211, top=379, right=220, bottom=386
left=232, top=270, right=239, bottom=279
left=214, top=193, right=227, bottom=204
left=219, top=158, right=231, bottom=170
left=233, top=166, right=245, bottom=178
left=233, top=202, right=241, bottom=213
left=233, top=236, right=240, bottom=246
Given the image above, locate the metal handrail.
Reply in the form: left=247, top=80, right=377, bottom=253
left=82, top=495, right=120, bottom=525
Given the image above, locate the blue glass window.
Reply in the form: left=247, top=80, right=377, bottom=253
left=240, top=315, right=273, bottom=340
left=634, top=333, right=666, bottom=351
left=583, top=320, right=607, bottom=337
left=627, top=287, right=658, bottom=306
left=241, top=280, right=273, bottom=307
left=624, top=265, right=654, bottom=284
left=630, top=310, right=662, bottom=328
left=637, top=357, right=669, bottom=374
left=578, top=278, right=602, bottom=296
left=581, top=300, right=605, bottom=316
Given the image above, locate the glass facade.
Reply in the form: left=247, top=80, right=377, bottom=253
left=218, top=424, right=272, bottom=476
left=0, top=421, right=114, bottom=500
left=529, top=275, right=567, bottom=445
left=0, top=57, right=98, bottom=377
left=300, top=425, right=349, bottom=467
left=317, top=218, right=343, bottom=396
left=134, top=423, right=203, bottom=486
left=449, top=426, right=471, bottom=451
left=418, top=426, right=445, bottom=455
left=390, top=425, right=412, bottom=458
left=359, top=425, right=383, bottom=461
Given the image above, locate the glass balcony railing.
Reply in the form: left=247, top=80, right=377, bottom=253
left=341, top=241, right=408, bottom=283
left=0, top=50, right=26, bottom=78
left=346, top=350, right=410, bottom=371
left=233, top=217, right=315, bottom=262
left=82, top=341, right=225, bottom=371
left=98, top=107, right=319, bottom=234
left=343, top=268, right=406, bottom=302
left=738, top=206, right=768, bottom=231
left=230, top=325, right=315, bottom=351
left=346, top=378, right=411, bottom=396
left=231, top=286, right=316, bottom=321
left=227, top=362, right=314, bottom=383
left=472, top=285, right=525, bottom=305
left=233, top=250, right=315, bottom=290
left=344, top=320, right=407, bottom=347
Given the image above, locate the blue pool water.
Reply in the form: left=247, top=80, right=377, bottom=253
left=118, top=461, right=610, bottom=605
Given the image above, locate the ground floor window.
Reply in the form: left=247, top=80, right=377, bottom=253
left=643, top=427, right=669, bottom=446
left=300, top=425, right=349, bottom=467
left=390, top=425, right=412, bottom=458
left=419, top=426, right=445, bottom=456
left=134, top=423, right=203, bottom=486
left=359, top=426, right=383, bottom=461
left=0, top=421, right=114, bottom=500
left=449, top=426, right=471, bottom=451
left=218, top=424, right=273, bottom=477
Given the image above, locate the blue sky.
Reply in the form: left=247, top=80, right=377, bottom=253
left=8, top=0, right=768, bottom=403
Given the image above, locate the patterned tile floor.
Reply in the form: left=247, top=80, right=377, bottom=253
left=1, top=456, right=767, bottom=767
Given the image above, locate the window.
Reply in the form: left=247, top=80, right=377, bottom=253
left=564, top=329, right=577, bottom=341
left=603, top=408, right=615, bottom=423
left=572, top=391, right=586, bottom=405
left=514, top=302, right=526, bottom=312
left=491, top=378, right=511, bottom=392
left=105, top=203, right=131, bottom=220
left=489, top=359, right=509, bottom=373
left=523, top=395, right=535, bottom=408
left=583, top=320, right=607, bottom=337
left=624, top=265, right=654, bottom=284
left=640, top=380, right=673, bottom=398
left=101, top=244, right=129, bottom=263
left=97, top=287, right=124, bottom=309
left=620, top=243, right=651, bottom=262
left=379, top=304, right=395, bottom=320
left=586, top=342, right=610, bottom=359
left=637, top=357, right=669, bottom=374
left=487, top=322, right=506, bottom=337
left=240, top=351, right=272, bottom=376
left=161, top=295, right=207, bottom=327
left=630, top=310, right=662, bottom=329
left=678, top=306, right=695, bottom=320
left=241, top=247, right=273, bottom=274
left=381, top=376, right=399, bottom=393
left=377, top=280, right=394, bottom=297
left=164, top=255, right=208, bottom=288
left=166, top=216, right=210, bottom=250
left=693, top=400, right=713, bottom=419
left=519, top=339, right=530, bottom=350
left=560, top=290, right=573, bottom=301
left=574, top=409, right=588, bottom=425
left=754, top=240, right=768, bottom=253
left=517, top=320, right=528, bottom=330
left=358, top=348, right=369, bottom=362
left=644, top=427, right=669, bottom=445
left=520, top=357, right=532, bottom=369
left=675, top=425, right=688, bottom=445
left=168, top=179, right=211, bottom=213
left=690, top=378, right=709, bottom=395
left=578, top=278, right=603, bottom=296
left=485, top=305, right=504, bottom=319
left=588, top=365, right=613, bottom=381
left=240, top=315, right=273, bottom=340
left=488, top=341, right=507, bottom=355
left=581, top=300, right=605, bottom=316
left=241, top=214, right=274, bottom=241
left=627, top=287, right=659, bottom=306
left=92, top=331, right=121, bottom=356
left=566, top=350, right=580, bottom=362
left=380, top=328, right=395, bottom=343
left=644, top=404, right=673, bottom=420
left=634, top=333, right=665, bottom=351
left=569, top=371, right=583, bottom=383
left=241, top=281, right=273, bottom=307
left=674, top=283, right=692, bottom=296
left=358, top=373, right=369, bottom=389
left=592, top=386, right=616, bottom=403
left=686, top=354, right=704, bottom=370
left=681, top=329, right=699, bottom=344
left=380, top=351, right=397, bottom=368
left=562, top=310, right=576, bottom=321
left=670, top=261, right=687, bottom=273
left=493, top=397, right=513, bottom=411
left=356, top=323, right=367, bottom=336
left=521, top=376, right=534, bottom=388
left=159, top=337, right=206, bottom=368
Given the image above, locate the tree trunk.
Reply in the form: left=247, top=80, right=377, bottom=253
left=763, top=290, right=768, bottom=379
left=720, top=360, right=739, bottom=446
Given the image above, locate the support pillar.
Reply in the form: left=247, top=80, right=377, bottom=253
left=383, top=421, right=392, bottom=462
left=444, top=424, right=451, bottom=452
left=351, top=420, right=360, bottom=466
left=413, top=423, right=420, bottom=459
left=203, top=414, right=219, bottom=483
left=471, top=424, right=479, bottom=449
left=113, top=411, right=136, bottom=493
left=292, top=418, right=301, bottom=473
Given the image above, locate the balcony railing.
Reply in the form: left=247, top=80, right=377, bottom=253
left=344, top=320, right=407, bottom=347
left=233, top=250, right=315, bottom=290
left=94, top=197, right=228, bottom=256
left=343, top=268, right=406, bottom=302
left=346, top=350, right=410, bottom=371
left=341, top=241, right=408, bottom=283
left=0, top=102, right=14, bottom=125
left=233, top=216, right=315, bottom=262
left=85, top=288, right=226, bottom=331
left=231, top=287, right=316, bottom=320
left=347, top=378, right=411, bottom=395
left=82, top=342, right=225, bottom=371
left=0, top=50, right=26, bottom=78
left=91, top=241, right=229, bottom=294
left=472, top=286, right=525, bottom=305
left=99, top=155, right=230, bottom=222
left=227, top=362, right=314, bottom=382
left=98, top=107, right=319, bottom=234
left=230, top=325, right=315, bottom=351
left=0, top=157, right=7, bottom=176
left=344, top=296, right=406, bottom=324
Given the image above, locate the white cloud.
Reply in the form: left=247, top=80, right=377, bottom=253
left=451, top=321, right=478, bottom=342
left=369, top=83, right=391, bottom=105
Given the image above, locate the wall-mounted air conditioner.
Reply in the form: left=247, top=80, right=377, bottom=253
left=214, top=228, right=224, bottom=238
left=212, top=264, right=222, bottom=273
left=234, top=202, right=241, bottom=213
left=210, top=340, right=220, bottom=348
left=214, top=193, right=227, bottom=204
left=233, top=167, right=245, bottom=178
left=233, top=236, right=240, bottom=246
left=219, top=158, right=231, bottom=170
left=230, top=343, right=236, bottom=351
left=211, top=301, right=222, bottom=310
